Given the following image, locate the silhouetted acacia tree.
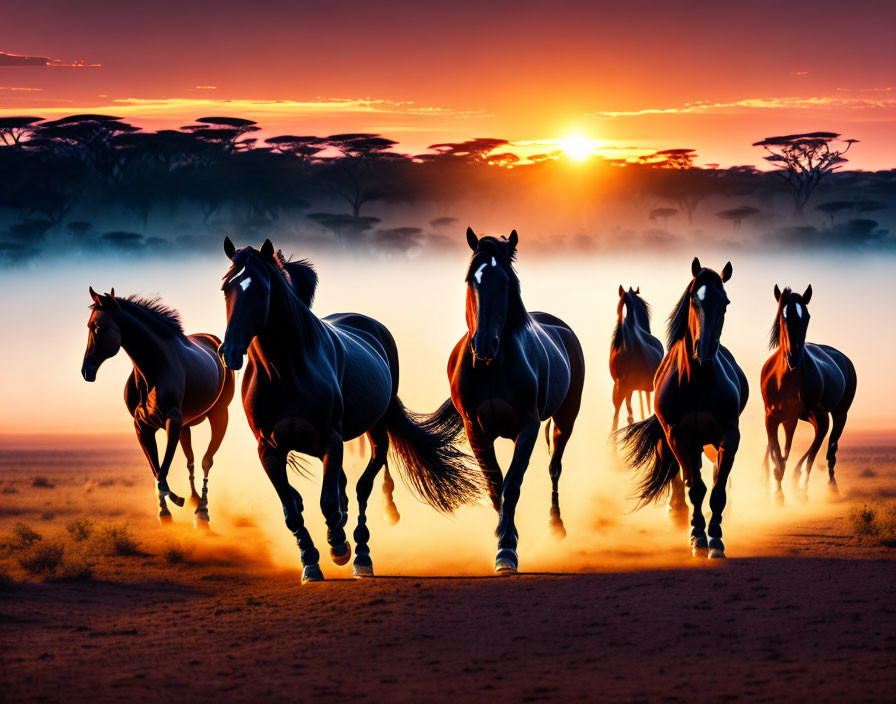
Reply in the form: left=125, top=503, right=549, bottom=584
left=0, top=117, right=43, bottom=147
left=716, top=206, right=759, bottom=232
left=753, top=132, right=858, bottom=213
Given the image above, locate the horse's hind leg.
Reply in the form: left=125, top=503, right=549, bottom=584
left=381, top=464, right=400, bottom=525
left=667, top=472, right=688, bottom=526
left=668, top=433, right=706, bottom=554
left=259, top=443, right=321, bottom=583
left=611, top=380, right=624, bottom=433
left=546, top=414, right=575, bottom=539
left=765, top=414, right=786, bottom=504
left=320, top=428, right=351, bottom=566
left=179, top=427, right=199, bottom=508
left=825, top=408, right=849, bottom=494
left=352, top=423, right=389, bottom=578
left=639, top=391, right=646, bottom=421
left=625, top=393, right=634, bottom=426
left=194, top=406, right=228, bottom=529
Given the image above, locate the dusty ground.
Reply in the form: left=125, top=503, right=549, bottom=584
left=1, top=432, right=895, bottom=703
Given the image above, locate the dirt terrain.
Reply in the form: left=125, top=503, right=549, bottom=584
left=1, top=431, right=894, bottom=703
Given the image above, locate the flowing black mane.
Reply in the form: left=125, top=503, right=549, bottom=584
left=466, top=236, right=529, bottom=334
left=613, top=291, right=652, bottom=350
left=769, top=287, right=792, bottom=350
left=666, top=282, right=694, bottom=349
left=92, top=295, right=185, bottom=338
left=277, top=251, right=318, bottom=307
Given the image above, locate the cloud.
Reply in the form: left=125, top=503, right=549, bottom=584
left=0, top=86, right=42, bottom=92
left=0, top=51, right=100, bottom=68
left=592, top=95, right=896, bottom=117
left=194, top=85, right=217, bottom=90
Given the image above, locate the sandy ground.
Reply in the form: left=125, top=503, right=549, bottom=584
left=1, top=431, right=895, bottom=703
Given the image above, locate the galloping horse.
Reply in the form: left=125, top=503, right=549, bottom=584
left=609, top=286, right=664, bottom=431
left=81, top=288, right=234, bottom=527
left=448, top=228, right=585, bottom=573
left=617, top=258, right=748, bottom=558
left=217, top=238, right=481, bottom=583
left=761, top=285, right=857, bottom=502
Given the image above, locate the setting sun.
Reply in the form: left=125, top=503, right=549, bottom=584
left=559, top=134, right=596, bottom=160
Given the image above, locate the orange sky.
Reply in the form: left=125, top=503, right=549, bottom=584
left=2, top=0, right=895, bottom=168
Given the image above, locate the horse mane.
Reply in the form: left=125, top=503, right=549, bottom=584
left=257, top=252, right=321, bottom=348
left=276, top=250, right=318, bottom=307
left=665, top=282, right=693, bottom=349
left=92, top=295, right=185, bottom=338
left=769, top=287, right=791, bottom=349
left=629, top=292, right=652, bottom=331
left=611, top=322, right=624, bottom=349
left=465, top=236, right=529, bottom=334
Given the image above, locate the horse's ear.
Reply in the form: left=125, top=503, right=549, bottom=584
left=260, top=239, right=275, bottom=258
left=721, top=261, right=733, bottom=282
left=224, top=236, right=236, bottom=259
left=618, top=285, right=625, bottom=297
left=89, top=286, right=102, bottom=306
left=109, top=287, right=114, bottom=298
left=803, top=285, right=812, bottom=305
left=774, top=284, right=781, bottom=302
left=507, top=229, right=518, bottom=251
left=691, top=257, right=701, bottom=277
left=466, top=227, right=478, bottom=251
left=635, top=286, right=640, bottom=294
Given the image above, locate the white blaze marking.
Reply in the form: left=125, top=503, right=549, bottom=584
left=621, top=303, right=627, bottom=321
left=491, top=257, right=496, bottom=266
left=795, top=303, right=802, bottom=318
left=696, top=285, right=706, bottom=301
left=474, top=262, right=488, bottom=284
left=227, top=266, right=246, bottom=284
left=783, top=306, right=788, bottom=320
left=240, top=277, right=252, bottom=291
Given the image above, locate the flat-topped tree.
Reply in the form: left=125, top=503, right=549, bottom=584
left=0, top=117, right=44, bottom=147
left=716, top=206, right=759, bottom=232
left=753, top=132, right=858, bottom=214
left=183, top=117, right=259, bottom=153
left=640, top=149, right=722, bottom=224
left=815, top=200, right=855, bottom=225
left=265, top=135, right=325, bottom=163
left=426, top=138, right=510, bottom=163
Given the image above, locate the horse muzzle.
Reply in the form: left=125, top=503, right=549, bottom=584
left=693, top=338, right=720, bottom=365
left=470, top=335, right=500, bottom=367
left=81, top=360, right=99, bottom=382
left=217, top=341, right=246, bottom=371
left=786, top=349, right=804, bottom=370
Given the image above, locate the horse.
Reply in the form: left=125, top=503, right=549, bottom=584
left=217, top=238, right=482, bottom=583
left=447, top=228, right=585, bottom=573
left=609, top=286, right=664, bottom=431
left=760, top=285, right=857, bottom=503
left=616, top=257, right=748, bottom=558
left=81, top=288, right=235, bottom=528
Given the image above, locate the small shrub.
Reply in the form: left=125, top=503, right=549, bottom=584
left=18, top=540, right=65, bottom=578
left=1, top=484, right=16, bottom=494
left=31, top=476, right=55, bottom=489
left=1, top=522, right=43, bottom=553
left=162, top=539, right=193, bottom=564
left=56, top=554, right=95, bottom=581
left=90, top=522, right=141, bottom=556
left=859, top=467, right=877, bottom=478
left=66, top=517, right=96, bottom=542
left=849, top=502, right=896, bottom=546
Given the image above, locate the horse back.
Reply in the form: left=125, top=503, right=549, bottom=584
left=528, top=312, right=585, bottom=420
left=806, top=343, right=856, bottom=411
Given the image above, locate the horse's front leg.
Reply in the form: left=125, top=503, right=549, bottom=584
left=135, top=420, right=171, bottom=524
left=259, top=443, right=322, bottom=583
left=495, top=417, right=540, bottom=574
left=320, top=428, right=351, bottom=566
left=707, top=425, right=740, bottom=559
left=156, top=409, right=185, bottom=509
left=765, top=413, right=785, bottom=504
left=668, top=431, right=706, bottom=555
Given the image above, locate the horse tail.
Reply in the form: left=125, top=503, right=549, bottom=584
left=615, top=415, right=679, bottom=506
left=384, top=397, right=483, bottom=513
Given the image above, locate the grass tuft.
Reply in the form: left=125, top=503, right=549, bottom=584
left=1, top=522, right=43, bottom=554
left=90, top=522, right=141, bottom=556
left=18, top=539, right=65, bottom=578
left=849, top=501, right=896, bottom=547
left=66, top=517, right=96, bottom=543
left=31, top=476, right=55, bottom=489
left=162, top=538, right=194, bottom=564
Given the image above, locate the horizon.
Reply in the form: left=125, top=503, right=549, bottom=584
left=3, top=0, right=896, bottom=170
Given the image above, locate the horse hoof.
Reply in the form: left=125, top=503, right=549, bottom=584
left=384, top=506, right=400, bottom=526
left=495, top=551, right=518, bottom=574
left=352, top=562, right=375, bottom=578
left=549, top=522, right=567, bottom=540
left=301, top=565, right=324, bottom=584
left=690, top=535, right=707, bottom=556
left=667, top=506, right=689, bottom=527
left=795, top=490, right=809, bottom=504
left=330, top=541, right=352, bottom=566
left=773, top=491, right=785, bottom=506
left=828, top=481, right=839, bottom=495
left=193, top=514, right=210, bottom=531
left=158, top=513, right=173, bottom=526
left=708, top=548, right=726, bottom=559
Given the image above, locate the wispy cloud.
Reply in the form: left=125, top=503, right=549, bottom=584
left=0, top=50, right=100, bottom=68
left=592, top=95, right=896, bottom=117
left=0, top=86, right=42, bottom=92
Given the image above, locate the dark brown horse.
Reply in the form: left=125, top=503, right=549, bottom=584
left=761, top=285, right=857, bottom=503
left=81, top=288, right=234, bottom=527
left=617, top=258, right=748, bottom=558
left=448, top=228, right=585, bottom=573
left=217, top=238, right=481, bottom=583
left=609, top=286, right=664, bottom=431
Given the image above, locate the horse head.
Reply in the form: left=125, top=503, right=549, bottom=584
left=687, top=257, right=732, bottom=365
left=774, top=283, right=812, bottom=370
left=82, top=287, right=120, bottom=382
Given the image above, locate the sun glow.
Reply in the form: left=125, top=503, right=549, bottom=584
left=559, top=134, right=596, bottom=160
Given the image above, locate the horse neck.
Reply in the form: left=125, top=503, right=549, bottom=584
left=118, top=310, right=173, bottom=382
left=255, top=276, right=323, bottom=364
